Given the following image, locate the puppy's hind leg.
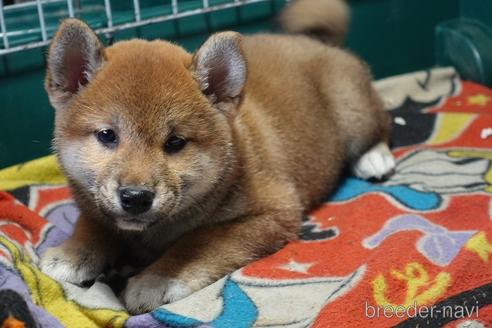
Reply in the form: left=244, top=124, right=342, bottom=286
left=318, top=50, right=395, bottom=181
left=343, top=85, right=395, bottom=181
left=331, top=77, right=395, bottom=181
left=350, top=142, right=395, bottom=180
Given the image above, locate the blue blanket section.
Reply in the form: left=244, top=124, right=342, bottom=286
left=152, top=279, right=257, bottom=328
left=329, top=177, right=441, bottom=211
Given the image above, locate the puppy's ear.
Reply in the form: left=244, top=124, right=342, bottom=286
left=192, top=32, right=246, bottom=110
left=45, top=19, right=105, bottom=110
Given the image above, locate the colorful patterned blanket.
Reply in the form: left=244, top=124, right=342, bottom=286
left=1, top=67, right=492, bottom=328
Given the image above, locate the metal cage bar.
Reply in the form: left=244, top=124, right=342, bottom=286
left=171, top=0, right=178, bottom=15
left=66, top=0, right=74, bottom=18
left=96, top=0, right=270, bottom=34
left=104, top=0, right=113, bottom=28
left=5, top=0, right=65, bottom=11
left=133, top=0, right=141, bottom=22
left=0, top=0, right=274, bottom=56
left=36, top=0, right=48, bottom=41
left=0, top=0, right=8, bottom=49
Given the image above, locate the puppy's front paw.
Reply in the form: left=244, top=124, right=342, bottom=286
left=39, top=245, right=105, bottom=285
left=123, top=273, right=191, bottom=314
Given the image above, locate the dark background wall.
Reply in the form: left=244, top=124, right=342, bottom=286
left=460, top=0, right=492, bottom=31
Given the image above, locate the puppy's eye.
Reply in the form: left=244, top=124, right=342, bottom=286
left=164, top=135, right=187, bottom=154
left=96, top=129, right=118, bottom=148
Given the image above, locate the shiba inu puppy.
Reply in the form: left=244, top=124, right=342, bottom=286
left=40, top=0, right=395, bottom=314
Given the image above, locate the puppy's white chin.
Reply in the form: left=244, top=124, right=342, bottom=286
left=116, top=220, right=147, bottom=231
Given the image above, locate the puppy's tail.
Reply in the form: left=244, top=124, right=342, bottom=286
left=278, top=0, right=349, bottom=46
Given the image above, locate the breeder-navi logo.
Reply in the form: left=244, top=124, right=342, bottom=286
left=365, top=302, right=479, bottom=319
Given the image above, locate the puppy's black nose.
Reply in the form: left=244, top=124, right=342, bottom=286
left=119, top=186, right=155, bottom=215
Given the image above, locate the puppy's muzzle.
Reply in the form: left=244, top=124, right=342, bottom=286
left=119, top=185, right=155, bottom=215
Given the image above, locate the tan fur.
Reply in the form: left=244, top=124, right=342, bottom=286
left=278, top=0, right=349, bottom=45
left=40, top=0, right=391, bottom=314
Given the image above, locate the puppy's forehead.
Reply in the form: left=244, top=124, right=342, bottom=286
left=82, top=40, right=207, bottom=126
left=100, top=40, right=194, bottom=96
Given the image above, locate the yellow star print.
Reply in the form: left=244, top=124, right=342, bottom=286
left=467, top=93, right=490, bottom=106
left=466, top=232, right=492, bottom=262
